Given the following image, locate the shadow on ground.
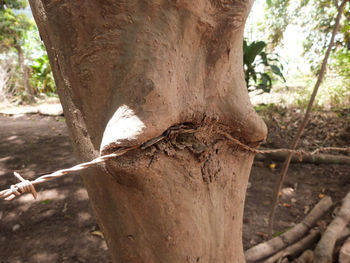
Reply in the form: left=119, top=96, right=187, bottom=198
left=0, top=114, right=111, bottom=263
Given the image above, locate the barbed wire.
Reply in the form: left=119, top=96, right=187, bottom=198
left=1, top=129, right=349, bottom=201
left=0, top=147, right=137, bottom=200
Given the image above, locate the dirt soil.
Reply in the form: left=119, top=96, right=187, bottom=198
left=0, top=114, right=111, bottom=263
left=0, top=108, right=349, bottom=263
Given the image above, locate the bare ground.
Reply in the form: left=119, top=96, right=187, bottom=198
left=0, top=114, right=111, bottom=263
left=0, top=107, right=349, bottom=262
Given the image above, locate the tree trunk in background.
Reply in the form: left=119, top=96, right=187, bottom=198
left=29, top=0, right=267, bottom=262
left=16, top=45, right=35, bottom=102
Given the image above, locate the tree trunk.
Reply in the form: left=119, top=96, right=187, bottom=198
left=29, top=0, right=267, bottom=262
left=16, top=45, right=35, bottom=102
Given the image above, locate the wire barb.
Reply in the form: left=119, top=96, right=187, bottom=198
left=4, top=172, right=37, bottom=200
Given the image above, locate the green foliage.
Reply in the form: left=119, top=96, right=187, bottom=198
left=0, top=0, right=27, bottom=10
left=243, top=39, right=285, bottom=93
left=0, top=4, right=33, bottom=51
left=331, top=47, right=350, bottom=79
left=300, top=0, right=340, bottom=71
left=282, top=73, right=350, bottom=110
left=31, top=53, right=55, bottom=94
left=26, top=26, right=56, bottom=95
left=40, top=199, right=52, bottom=205
left=264, top=0, right=291, bottom=49
left=254, top=103, right=281, bottom=113
left=299, top=1, right=350, bottom=108
left=0, top=0, right=56, bottom=99
left=245, top=0, right=349, bottom=109
left=260, top=0, right=350, bottom=72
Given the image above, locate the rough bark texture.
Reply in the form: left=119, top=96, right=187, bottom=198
left=28, top=0, right=267, bottom=262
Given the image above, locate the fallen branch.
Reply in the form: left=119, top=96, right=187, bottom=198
left=255, top=151, right=350, bottom=165
left=339, top=236, right=350, bottom=263
left=264, top=230, right=320, bottom=263
left=313, top=192, right=350, bottom=263
left=244, top=196, right=332, bottom=262
left=338, top=227, right=350, bottom=244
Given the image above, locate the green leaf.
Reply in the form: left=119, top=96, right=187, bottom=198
left=243, top=39, right=248, bottom=51
left=259, top=73, right=272, bottom=92
left=244, top=41, right=267, bottom=65
left=270, top=65, right=285, bottom=81
left=41, top=199, right=52, bottom=205
left=272, top=229, right=287, bottom=237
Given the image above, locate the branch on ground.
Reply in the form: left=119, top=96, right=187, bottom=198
left=264, top=230, right=320, bottom=263
left=293, top=249, right=314, bottom=263
left=244, top=196, right=332, bottom=262
left=313, top=192, right=350, bottom=263
left=255, top=151, right=350, bottom=165
left=339, top=236, right=350, bottom=263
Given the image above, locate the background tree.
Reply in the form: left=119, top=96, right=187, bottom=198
left=265, top=0, right=350, bottom=76
left=264, top=0, right=291, bottom=49
left=28, top=0, right=266, bottom=262
left=245, top=0, right=350, bottom=108
left=0, top=0, right=35, bottom=102
left=0, top=0, right=55, bottom=102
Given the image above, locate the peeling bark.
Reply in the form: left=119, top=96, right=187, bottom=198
left=28, top=0, right=266, bottom=262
